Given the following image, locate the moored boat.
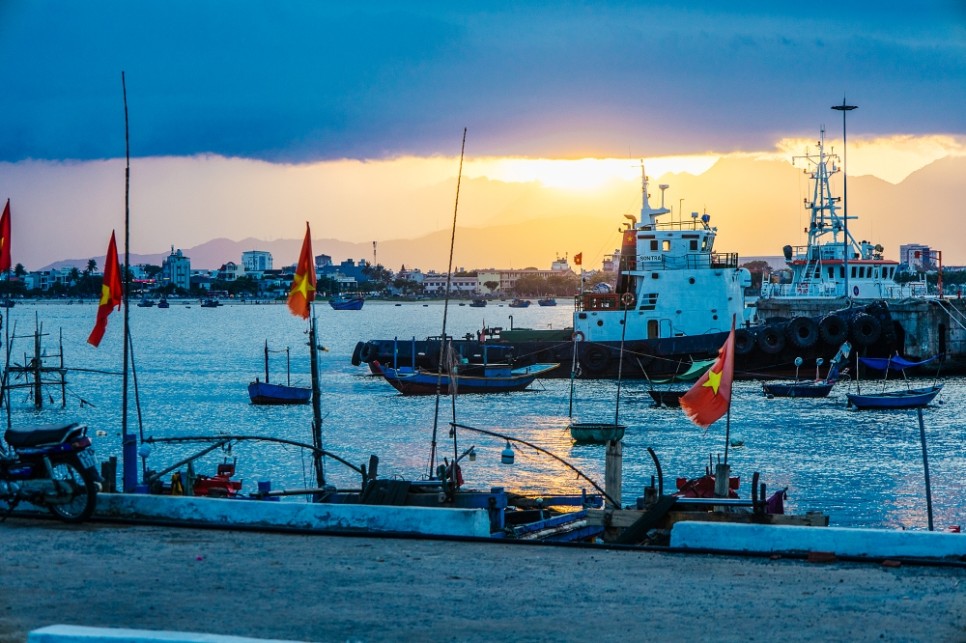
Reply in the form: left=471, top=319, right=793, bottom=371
left=537, top=297, right=557, bottom=306
left=248, top=340, right=311, bottom=405
left=375, top=360, right=559, bottom=395
left=469, top=298, right=487, bottom=307
left=330, top=294, right=364, bottom=310
left=508, top=298, right=531, bottom=308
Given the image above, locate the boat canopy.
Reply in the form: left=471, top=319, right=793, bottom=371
left=858, top=355, right=938, bottom=371
left=652, top=358, right=716, bottom=384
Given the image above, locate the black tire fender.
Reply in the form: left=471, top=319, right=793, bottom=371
left=358, top=342, right=377, bottom=363
left=850, top=313, right=882, bottom=347
left=819, top=315, right=849, bottom=345
left=580, top=345, right=610, bottom=374
left=757, top=326, right=786, bottom=355
left=786, top=317, right=819, bottom=349
left=734, top=329, right=756, bottom=356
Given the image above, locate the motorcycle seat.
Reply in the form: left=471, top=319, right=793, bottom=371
left=4, top=422, right=87, bottom=448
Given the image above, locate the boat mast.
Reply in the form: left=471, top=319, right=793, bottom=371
left=832, top=99, right=858, bottom=298
left=428, top=128, right=466, bottom=480
left=309, top=311, right=324, bottom=489
left=121, top=71, right=137, bottom=493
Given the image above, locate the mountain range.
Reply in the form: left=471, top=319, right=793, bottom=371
left=43, top=154, right=966, bottom=273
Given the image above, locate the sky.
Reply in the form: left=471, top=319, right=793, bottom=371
left=2, top=1, right=965, bottom=269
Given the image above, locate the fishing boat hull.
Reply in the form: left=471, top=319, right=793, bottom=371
left=647, top=390, right=686, bottom=407
left=377, top=362, right=559, bottom=395
left=330, top=296, right=364, bottom=310
left=846, top=384, right=943, bottom=410
left=569, top=422, right=625, bottom=444
left=762, top=382, right=834, bottom=398
left=247, top=381, right=312, bottom=405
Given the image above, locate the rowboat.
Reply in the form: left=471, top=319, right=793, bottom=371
left=375, top=361, right=559, bottom=395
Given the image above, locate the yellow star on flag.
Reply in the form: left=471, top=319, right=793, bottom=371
left=703, top=368, right=723, bottom=395
left=291, top=271, right=315, bottom=300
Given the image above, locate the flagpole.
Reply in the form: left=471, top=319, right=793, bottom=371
left=723, top=314, right=737, bottom=465
left=121, top=71, right=137, bottom=493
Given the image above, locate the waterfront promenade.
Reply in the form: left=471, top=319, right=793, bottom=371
left=2, top=518, right=964, bottom=642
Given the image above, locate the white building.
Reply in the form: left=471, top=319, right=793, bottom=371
left=161, top=247, right=191, bottom=291
left=241, top=250, right=273, bottom=273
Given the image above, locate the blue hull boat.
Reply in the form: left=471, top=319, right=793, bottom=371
left=330, top=295, right=364, bottom=310
left=248, top=381, right=312, bottom=405
left=846, top=384, right=943, bottom=410
left=376, top=361, right=559, bottom=395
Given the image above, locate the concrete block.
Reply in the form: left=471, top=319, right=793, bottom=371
left=670, top=521, right=966, bottom=559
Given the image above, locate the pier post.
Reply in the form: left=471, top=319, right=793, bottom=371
left=605, top=439, right=622, bottom=510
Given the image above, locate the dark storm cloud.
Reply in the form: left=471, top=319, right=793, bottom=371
left=1, top=0, right=964, bottom=162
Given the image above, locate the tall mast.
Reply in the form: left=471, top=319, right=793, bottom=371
left=832, top=98, right=858, bottom=298
left=121, top=71, right=137, bottom=493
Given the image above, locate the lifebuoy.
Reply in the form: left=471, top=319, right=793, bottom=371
left=580, top=345, right=610, bottom=374
left=786, top=317, right=819, bottom=349
left=819, top=315, right=849, bottom=345
left=621, top=292, right=636, bottom=307
left=572, top=330, right=586, bottom=343
left=734, top=329, right=756, bottom=356
left=757, top=327, right=786, bottom=354
left=351, top=341, right=365, bottom=366
left=850, top=313, right=881, bottom=347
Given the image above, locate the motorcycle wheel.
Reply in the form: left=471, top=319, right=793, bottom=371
left=46, top=457, right=97, bottom=523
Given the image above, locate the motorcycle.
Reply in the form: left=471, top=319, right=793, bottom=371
left=1, top=422, right=100, bottom=523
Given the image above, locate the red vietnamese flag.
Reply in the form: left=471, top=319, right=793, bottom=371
left=680, top=320, right=736, bottom=429
left=287, top=222, right=317, bottom=319
left=87, top=231, right=123, bottom=347
left=0, top=199, right=11, bottom=272
left=574, top=252, right=582, bottom=266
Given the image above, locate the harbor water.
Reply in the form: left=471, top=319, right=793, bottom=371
left=5, top=300, right=964, bottom=531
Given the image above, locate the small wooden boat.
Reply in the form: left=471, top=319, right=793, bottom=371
left=847, top=384, right=943, bottom=410
left=537, top=297, right=557, bottom=306
left=329, top=294, right=364, bottom=310
left=375, top=361, right=559, bottom=395
left=647, top=358, right=716, bottom=408
left=569, top=422, right=625, bottom=444
left=157, top=298, right=170, bottom=309
left=469, top=298, right=487, bottom=307
left=200, top=298, right=221, bottom=307
left=248, top=340, right=311, bottom=405
left=508, top=298, right=531, bottom=308
left=762, top=342, right=852, bottom=399
left=846, top=354, right=943, bottom=410
left=137, top=297, right=155, bottom=307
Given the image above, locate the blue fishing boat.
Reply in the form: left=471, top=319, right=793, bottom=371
left=469, top=298, right=487, bottom=307
left=329, top=294, right=364, bottom=310
left=762, top=342, right=852, bottom=399
left=537, top=297, right=557, bottom=306
left=846, top=354, right=943, bottom=410
left=375, top=360, right=559, bottom=395
left=248, top=340, right=311, bottom=405
left=508, top=298, right=531, bottom=308
left=846, top=385, right=944, bottom=410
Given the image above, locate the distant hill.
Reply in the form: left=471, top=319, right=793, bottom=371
left=41, top=154, right=966, bottom=273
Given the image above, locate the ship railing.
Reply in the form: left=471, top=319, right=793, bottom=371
left=636, top=252, right=738, bottom=271
left=760, top=282, right=842, bottom=299
left=640, top=219, right=709, bottom=232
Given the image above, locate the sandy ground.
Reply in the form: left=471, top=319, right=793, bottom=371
left=1, top=518, right=964, bottom=643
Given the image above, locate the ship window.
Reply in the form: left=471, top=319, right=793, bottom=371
left=647, top=319, right=659, bottom=339
left=851, top=266, right=857, bottom=278
left=689, top=277, right=695, bottom=285
left=650, top=240, right=658, bottom=251
left=689, top=239, right=698, bottom=251
left=827, top=267, right=834, bottom=278
left=639, top=293, right=658, bottom=311
left=839, top=267, right=845, bottom=278
left=662, top=240, right=671, bottom=251
left=652, top=273, right=659, bottom=279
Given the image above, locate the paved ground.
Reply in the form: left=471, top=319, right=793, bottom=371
left=1, top=517, right=964, bottom=643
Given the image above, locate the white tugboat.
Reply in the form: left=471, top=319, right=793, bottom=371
left=760, top=128, right=927, bottom=302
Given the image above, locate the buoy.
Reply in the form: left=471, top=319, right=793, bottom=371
left=501, top=441, right=514, bottom=464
